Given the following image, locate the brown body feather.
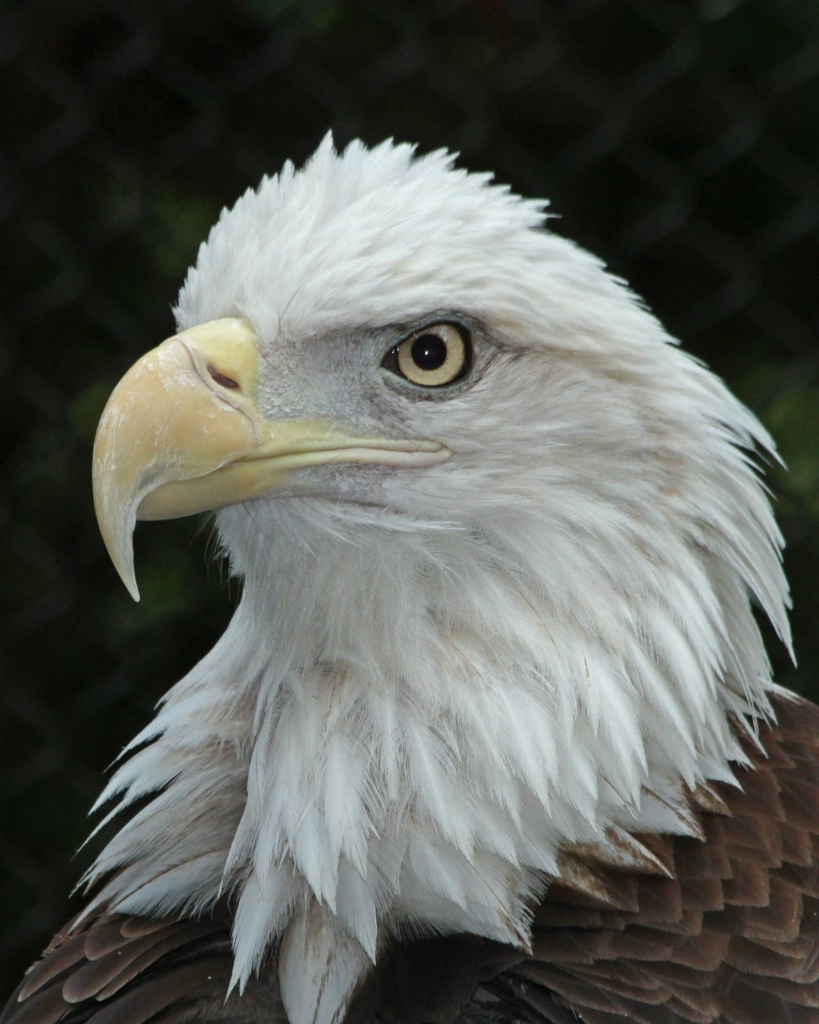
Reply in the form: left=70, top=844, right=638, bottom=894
left=5, top=693, right=819, bottom=1024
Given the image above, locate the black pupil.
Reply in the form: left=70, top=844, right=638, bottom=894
left=411, top=334, right=448, bottom=371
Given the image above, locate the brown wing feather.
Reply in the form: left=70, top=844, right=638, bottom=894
left=490, top=693, right=819, bottom=1024
left=5, top=693, right=819, bottom=1024
left=1, top=912, right=286, bottom=1024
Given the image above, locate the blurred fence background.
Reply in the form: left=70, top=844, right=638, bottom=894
left=1, top=0, right=818, bottom=994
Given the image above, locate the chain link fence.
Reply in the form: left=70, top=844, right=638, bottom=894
left=1, top=0, right=818, bottom=994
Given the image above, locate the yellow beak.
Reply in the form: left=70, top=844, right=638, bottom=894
left=92, top=318, right=449, bottom=600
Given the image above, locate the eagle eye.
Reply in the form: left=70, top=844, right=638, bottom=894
left=382, top=322, right=472, bottom=388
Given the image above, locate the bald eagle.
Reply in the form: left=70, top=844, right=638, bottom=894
left=4, top=136, right=819, bottom=1024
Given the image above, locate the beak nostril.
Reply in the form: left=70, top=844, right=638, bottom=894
left=208, top=365, right=240, bottom=389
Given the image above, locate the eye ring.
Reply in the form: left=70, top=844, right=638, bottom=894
left=382, top=323, right=472, bottom=388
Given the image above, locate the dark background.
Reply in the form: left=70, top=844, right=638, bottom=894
left=1, top=0, right=818, bottom=994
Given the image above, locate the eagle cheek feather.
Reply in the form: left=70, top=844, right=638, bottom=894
left=4, top=135, right=818, bottom=1024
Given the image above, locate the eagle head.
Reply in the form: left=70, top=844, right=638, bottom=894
left=86, top=135, right=791, bottom=1024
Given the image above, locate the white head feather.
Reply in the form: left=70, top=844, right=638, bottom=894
left=83, top=136, right=791, bottom=1024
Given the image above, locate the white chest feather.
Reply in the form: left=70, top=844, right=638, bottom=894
left=81, top=491, right=784, bottom=1024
